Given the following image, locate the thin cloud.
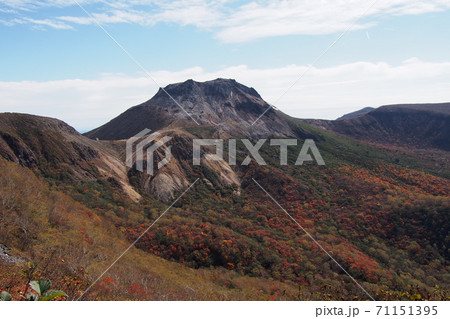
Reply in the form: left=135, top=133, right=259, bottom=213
left=215, top=0, right=450, bottom=42
left=2, top=1, right=450, bottom=41
left=20, top=17, right=73, bottom=29
left=58, top=9, right=154, bottom=26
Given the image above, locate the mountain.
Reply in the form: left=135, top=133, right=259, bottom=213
left=0, top=113, right=141, bottom=201
left=84, top=79, right=327, bottom=202
left=84, top=78, right=316, bottom=202
left=337, top=107, right=375, bottom=120
left=85, top=78, right=298, bottom=140
left=1, top=80, right=449, bottom=301
left=308, top=103, right=450, bottom=151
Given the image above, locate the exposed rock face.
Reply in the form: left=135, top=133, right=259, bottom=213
left=0, top=131, right=38, bottom=167
left=0, top=113, right=141, bottom=201
left=85, top=78, right=296, bottom=140
left=126, top=130, right=240, bottom=202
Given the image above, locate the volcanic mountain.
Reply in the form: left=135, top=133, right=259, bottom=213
left=85, top=78, right=298, bottom=140
left=83, top=79, right=325, bottom=202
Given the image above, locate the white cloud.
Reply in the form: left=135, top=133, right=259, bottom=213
left=58, top=9, right=152, bottom=26
left=215, top=0, right=450, bottom=42
left=13, top=17, right=72, bottom=29
left=1, top=58, right=449, bottom=131
left=0, top=0, right=96, bottom=10
left=2, top=1, right=450, bottom=41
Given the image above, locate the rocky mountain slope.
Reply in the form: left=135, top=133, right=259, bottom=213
left=84, top=78, right=319, bottom=202
left=0, top=113, right=141, bottom=201
left=85, top=78, right=298, bottom=140
left=0, top=113, right=239, bottom=203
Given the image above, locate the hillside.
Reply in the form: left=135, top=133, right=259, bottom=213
left=0, top=113, right=141, bottom=201
left=1, top=80, right=449, bottom=301
left=308, top=103, right=450, bottom=151
left=0, top=158, right=304, bottom=301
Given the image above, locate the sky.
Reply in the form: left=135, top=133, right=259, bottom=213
left=1, top=0, right=450, bottom=132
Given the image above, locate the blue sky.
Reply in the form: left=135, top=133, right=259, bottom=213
left=1, top=0, right=450, bottom=132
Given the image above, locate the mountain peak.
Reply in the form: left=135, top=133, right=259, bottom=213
left=155, top=78, right=262, bottom=101
left=86, top=79, right=295, bottom=140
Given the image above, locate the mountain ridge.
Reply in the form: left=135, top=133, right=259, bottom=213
left=337, top=107, right=375, bottom=120
left=307, top=102, right=450, bottom=151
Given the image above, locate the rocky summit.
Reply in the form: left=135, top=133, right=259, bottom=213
left=85, top=78, right=297, bottom=140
